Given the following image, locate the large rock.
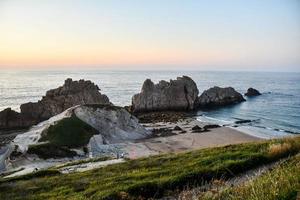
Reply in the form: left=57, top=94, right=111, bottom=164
left=5, top=104, right=150, bottom=163
left=197, top=86, right=245, bottom=107
left=74, top=105, right=150, bottom=144
left=132, top=76, right=199, bottom=112
left=0, top=108, right=35, bottom=131
left=245, top=88, right=261, bottom=96
left=0, top=79, right=111, bottom=131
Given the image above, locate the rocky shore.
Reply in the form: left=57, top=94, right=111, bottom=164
left=0, top=76, right=263, bottom=176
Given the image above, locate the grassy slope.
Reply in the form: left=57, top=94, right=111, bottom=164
left=0, top=137, right=299, bottom=200
left=203, top=154, right=300, bottom=200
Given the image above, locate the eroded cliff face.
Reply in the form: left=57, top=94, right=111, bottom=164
left=0, top=78, right=111, bottom=131
left=197, top=86, right=245, bottom=107
left=132, top=76, right=199, bottom=112
left=74, top=105, right=150, bottom=144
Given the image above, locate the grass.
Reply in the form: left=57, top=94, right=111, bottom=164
left=202, top=154, right=300, bottom=200
left=0, top=137, right=299, bottom=200
left=39, top=114, right=98, bottom=148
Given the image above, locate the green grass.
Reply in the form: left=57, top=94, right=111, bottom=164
left=203, top=154, right=300, bottom=200
left=39, top=114, right=98, bottom=148
left=0, top=137, right=299, bottom=200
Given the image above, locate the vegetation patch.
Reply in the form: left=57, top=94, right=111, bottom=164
left=0, top=169, right=61, bottom=183
left=39, top=114, right=98, bottom=148
left=27, top=143, right=77, bottom=159
left=203, top=154, right=300, bottom=200
left=0, top=137, right=299, bottom=200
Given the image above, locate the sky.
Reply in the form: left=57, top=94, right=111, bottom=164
left=0, top=0, right=299, bottom=71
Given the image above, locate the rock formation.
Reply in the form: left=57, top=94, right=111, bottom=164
left=245, top=88, right=261, bottom=96
left=74, top=105, right=150, bottom=144
left=9, top=105, right=150, bottom=160
left=0, top=79, right=111, bottom=131
left=0, top=108, right=35, bottom=131
left=197, top=86, right=245, bottom=107
left=132, top=76, right=199, bottom=112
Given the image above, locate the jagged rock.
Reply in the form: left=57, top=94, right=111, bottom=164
left=0, top=79, right=111, bottom=131
left=191, top=125, right=202, bottom=131
left=197, top=86, right=245, bottom=108
left=174, top=126, right=183, bottom=131
left=245, top=88, right=261, bottom=96
left=132, top=76, right=199, bottom=112
left=0, top=108, right=35, bottom=131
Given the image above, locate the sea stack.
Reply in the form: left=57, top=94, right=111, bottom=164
left=197, top=86, right=245, bottom=108
left=132, top=76, right=199, bottom=112
left=0, top=78, right=111, bottom=131
left=245, top=88, right=261, bottom=96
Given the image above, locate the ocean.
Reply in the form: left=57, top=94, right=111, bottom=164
left=0, top=70, right=299, bottom=138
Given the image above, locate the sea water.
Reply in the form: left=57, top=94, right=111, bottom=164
left=0, top=70, right=299, bottom=138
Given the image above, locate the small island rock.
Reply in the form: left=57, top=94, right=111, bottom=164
left=245, top=88, right=261, bottom=96
left=197, top=86, right=245, bottom=107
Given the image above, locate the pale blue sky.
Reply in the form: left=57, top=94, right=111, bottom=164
left=0, top=0, right=299, bottom=71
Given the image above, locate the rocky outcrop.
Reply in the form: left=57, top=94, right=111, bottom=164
left=132, top=76, right=199, bottom=112
left=245, top=88, right=261, bottom=96
left=74, top=105, right=150, bottom=144
left=0, top=79, right=111, bottom=131
left=0, top=108, right=35, bottom=131
left=8, top=104, right=149, bottom=160
left=197, top=86, right=245, bottom=107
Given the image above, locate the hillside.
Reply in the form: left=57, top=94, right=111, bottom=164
left=0, top=137, right=299, bottom=200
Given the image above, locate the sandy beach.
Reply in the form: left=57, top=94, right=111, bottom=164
left=90, top=117, right=262, bottom=159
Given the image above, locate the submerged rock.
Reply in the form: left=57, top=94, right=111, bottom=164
left=197, top=86, right=245, bottom=108
left=245, top=88, right=261, bottom=96
left=132, top=76, right=199, bottom=112
left=0, top=79, right=111, bottom=131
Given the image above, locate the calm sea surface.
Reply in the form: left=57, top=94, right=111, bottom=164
left=0, top=70, right=299, bottom=136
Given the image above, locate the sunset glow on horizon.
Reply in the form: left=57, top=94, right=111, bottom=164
left=0, top=0, right=300, bottom=71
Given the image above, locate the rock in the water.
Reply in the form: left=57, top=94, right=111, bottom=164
left=0, top=79, right=111, bottom=131
left=197, top=86, right=245, bottom=107
left=74, top=105, right=150, bottom=144
left=203, top=124, right=221, bottom=130
left=235, top=119, right=252, bottom=124
left=132, top=76, right=199, bottom=112
left=245, top=88, right=261, bottom=96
